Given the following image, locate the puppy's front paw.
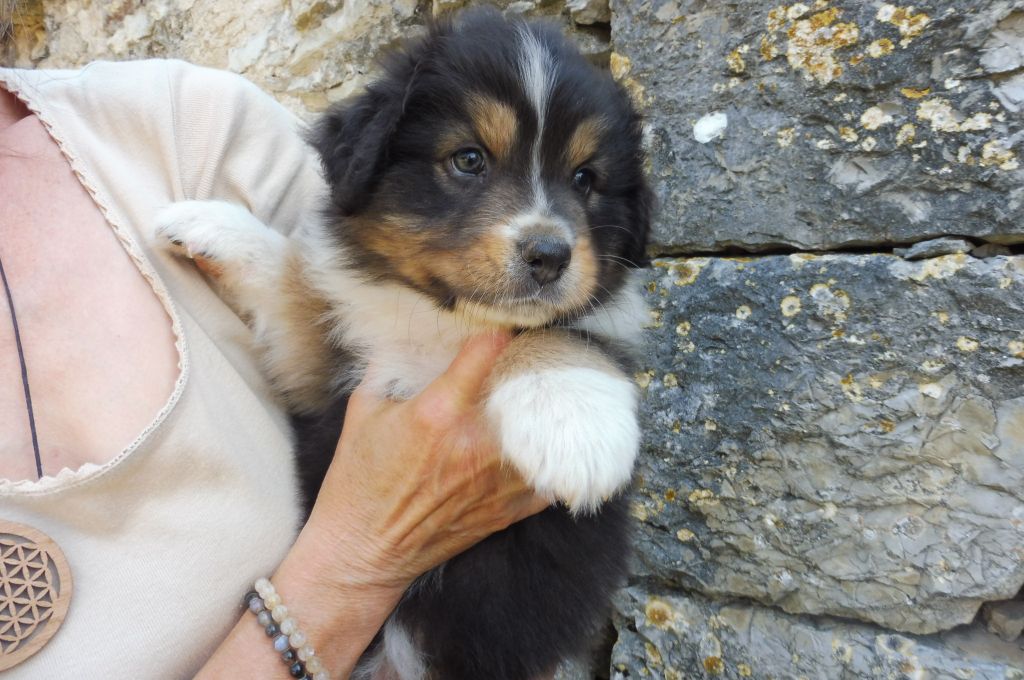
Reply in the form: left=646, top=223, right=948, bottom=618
left=486, top=367, right=639, bottom=514
left=153, top=200, right=284, bottom=272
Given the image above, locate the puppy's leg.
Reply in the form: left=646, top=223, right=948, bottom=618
left=484, top=331, right=639, bottom=514
left=153, top=200, right=336, bottom=411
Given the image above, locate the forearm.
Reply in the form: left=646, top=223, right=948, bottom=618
left=195, top=520, right=405, bottom=679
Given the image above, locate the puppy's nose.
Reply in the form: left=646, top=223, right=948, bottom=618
left=519, top=236, right=571, bottom=286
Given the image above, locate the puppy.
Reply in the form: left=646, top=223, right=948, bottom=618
left=156, top=8, right=652, bottom=679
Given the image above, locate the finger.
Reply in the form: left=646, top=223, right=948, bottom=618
left=344, top=382, right=386, bottom=426
left=425, top=331, right=511, bottom=407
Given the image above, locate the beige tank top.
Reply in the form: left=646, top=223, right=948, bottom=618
left=0, top=60, right=326, bottom=677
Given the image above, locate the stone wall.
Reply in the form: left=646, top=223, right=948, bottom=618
left=6, top=1, right=1023, bottom=677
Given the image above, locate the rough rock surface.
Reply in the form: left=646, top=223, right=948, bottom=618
left=634, top=253, right=1024, bottom=635
left=611, top=0, right=1024, bottom=252
left=612, top=585, right=1024, bottom=679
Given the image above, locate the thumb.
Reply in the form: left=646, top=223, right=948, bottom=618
left=425, top=331, right=511, bottom=408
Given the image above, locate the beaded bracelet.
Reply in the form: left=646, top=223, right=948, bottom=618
left=244, top=578, right=330, bottom=680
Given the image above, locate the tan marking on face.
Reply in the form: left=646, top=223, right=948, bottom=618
left=565, top=117, right=607, bottom=169
left=468, top=95, right=519, bottom=161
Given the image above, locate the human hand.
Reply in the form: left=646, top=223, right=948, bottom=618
left=304, top=331, right=550, bottom=595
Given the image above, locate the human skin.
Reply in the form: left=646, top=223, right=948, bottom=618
left=0, top=85, right=548, bottom=677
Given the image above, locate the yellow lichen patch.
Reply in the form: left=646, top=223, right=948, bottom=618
left=896, top=123, right=916, bottom=146
left=877, top=4, right=930, bottom=47
left=610, top=52, right=632, bottom=81
left=956, top=336, right=979, bottom=352
left=861, top=105, right=894, bottom=130
left=908, top=254, right=967, bottom=282
left=688, top=488, right=720, bottom=507
left=703, top=657, right=725, bottom=675
left=704, top=419, right=718, bottom=431
left=777, top=127, right=797, bottom=147
left=861, top=136, right=877, bottom=151
left=1008, top=340, right=1024, bottom=358
left=644, top=598, right=676, bottom=629
left=663, top=373, right=679, bottom=388
left=781, top=295, right=802, bottom=317
left=932, top=310, right=949, bottom=324
left=761, top=33, right=780, bottom=60
left=676, top=320, right=692, bottom=336
left=736, top=305, right=753, bottom=319
left=867, top=38, right=894, bottom=57
left=917, top=98, right=961, bottom=133
left=840, top=373, right=863, bottom=401
left=644, top=642, right=663, bottom=666
left=879, top=419, right=896, bottom=433
left=676, top=527, right=696, bottom=542
left=727, top=45, right=749, bottom=74
left=737, top=664, right=753, bottom=677
left=646, top=309, right=664, bottom=329
left=980, top=140, right=1019, bottom=171
left=839, top=126, right=858, bottom=142
left=767, top=6, right=789, bottom=32
left=785, top=6, right=860, bottom=85
left=668, top=259, right=709, bottom=286
left=900, top=86, right=930, bottom=99
left=635, top=369, right=656, bottom=389
left=832, top=639, right=854, bottom=664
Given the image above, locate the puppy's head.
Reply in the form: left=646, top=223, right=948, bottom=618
left=312, top=8, right=652, bottom=328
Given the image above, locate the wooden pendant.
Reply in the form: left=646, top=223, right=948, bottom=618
left=0, top=520, right=72, bottom=670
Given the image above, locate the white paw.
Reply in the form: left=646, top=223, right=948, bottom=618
left=486, top=367, right=639, bottom=514
left=153, top=200, right=284, bottom=272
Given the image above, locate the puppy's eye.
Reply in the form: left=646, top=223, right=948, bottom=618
left=572, top=167, right=595, bottom=195
left=451, top=148, right=486, bottom=176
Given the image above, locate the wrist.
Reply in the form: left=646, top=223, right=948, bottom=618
left=269, top=517, right=407, bottom=675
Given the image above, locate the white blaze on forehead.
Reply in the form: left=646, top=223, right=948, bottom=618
left=518, top=27, right=556, bottom=211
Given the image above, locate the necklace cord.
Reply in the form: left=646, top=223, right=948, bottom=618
left=0, top=252, right=43, bottom=479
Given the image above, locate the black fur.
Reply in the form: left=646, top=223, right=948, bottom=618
left=302, top=8, right=650, bottom=679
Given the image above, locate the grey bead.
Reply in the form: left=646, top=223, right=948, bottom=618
left=257, top=610, right=272, bottom=627
left=273, top=633, right=290, bottom=653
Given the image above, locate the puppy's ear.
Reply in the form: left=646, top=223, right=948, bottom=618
left=625, top=182, right=655, bottom=267
left=309, top=44, right=425, bottom=216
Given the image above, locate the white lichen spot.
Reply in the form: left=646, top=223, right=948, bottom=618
left=917, top=98, right=961, bottom=133
left=896, top=123, right=916, bottom=146
left=1008, top=340, right=1024, bottom=358
left=919, top=382, right=945, bottom=399
left=833, top=92, right=849, bottom=103
left=944, top=78, right=961, bottom=90
left=781, top=295, right=802, bottom=316
left=694, top=111, right=728, bottom=143
left=704, top=419, right=718, bottom=431
left=920, top=359, right=945, bottom=373
left=630, top=501, right=650, bottom=521
left=980, top=140, right=1019, bottom=170
left=960, top=112, right=993, bottom=131
left=861, top=105, right=894, bottom=130
left=777, top=127, right=797, bottom=147
left=736, top=305, right=753, bottom=320
left=646, top=309, right=664, bottom=329
left=676, top=528, right=696, bottom=542
left=678, top=340, right=697, bottom=353
left=877, top=4, right=930, bottom=47
left=867, top=38, right=895, bottom=58
left=839, top=126, right=858, bottom=142
left=663, top=372, right=680, bottom=388
left=957, top=145, right=973, bottom=164
left=816, top=138, right=836, bottom=150
left=787, top=3, right=810, bottom=20
left=676, top=321, right=692, bottom=336
left=861, top=136, right=877, bottom=151
left=932, top=310, right=949, bottom=324
left=956, top=336, right=979, bottom=352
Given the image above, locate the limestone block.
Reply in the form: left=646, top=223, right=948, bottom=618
left=633, top=253, right=1024, bottom=634
left=612, top=586, right=1024, bottom=679
left=611, top=0, right=1024, bottom=252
